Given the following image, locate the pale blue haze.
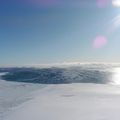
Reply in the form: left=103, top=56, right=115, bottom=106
left=0, top=0, right=120, bottom=66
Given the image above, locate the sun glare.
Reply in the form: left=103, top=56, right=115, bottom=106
left=112, top=0, right=120, bottom=7
left=112, top=68, right=120, bottom=85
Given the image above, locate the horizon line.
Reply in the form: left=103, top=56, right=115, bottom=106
left=0, top=62, right=120, bottom=68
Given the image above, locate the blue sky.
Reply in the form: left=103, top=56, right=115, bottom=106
left=0, top=0, right=120, bottom=66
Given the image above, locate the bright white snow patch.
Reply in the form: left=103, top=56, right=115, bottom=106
left=3, top=84, right=120, bottom=120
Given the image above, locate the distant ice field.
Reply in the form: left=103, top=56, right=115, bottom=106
left=1, top=63, right=120, bottom=85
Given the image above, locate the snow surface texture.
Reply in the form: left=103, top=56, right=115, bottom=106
left=3, top=84, right=120, bottom=120
left=1, top=64, right=120, bottom=120
left=0, top=77, right=45, bottom=120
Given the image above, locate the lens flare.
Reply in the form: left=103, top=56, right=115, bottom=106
left=93, top=36, right=107, bottom=48
left=107, top=15, right=120, bottom=33
left=97, top=0, right=109, bottom=8
left=112, top=0, right=120, bottom=7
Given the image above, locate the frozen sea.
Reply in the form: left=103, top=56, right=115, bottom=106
left=1, top=63, right=120, bottom=120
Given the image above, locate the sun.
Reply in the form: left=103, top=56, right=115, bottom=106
left=112, top=0, right=120, bottom=7
left=112, top=68, right=120, bottom=85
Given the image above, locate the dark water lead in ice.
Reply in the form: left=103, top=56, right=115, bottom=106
left=1, top=64, right=120, bottom=85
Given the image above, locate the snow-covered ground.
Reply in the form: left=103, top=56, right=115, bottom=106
left=3, top=83, right=120, bottom=120
left=0, top=78, right=45, bottom=120
left=1, top=64, right=120, bottom=120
